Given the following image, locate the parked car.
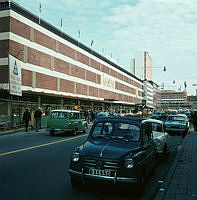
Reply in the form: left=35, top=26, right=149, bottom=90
left=164, top=114, right=189, bottom=136
left=150, top=112, right=168, bottom=121
left=47, top=110, right=88, bottom=135
left=96, top=112, right=110, bottom=118
left=68, top=116, right=156, bottom=191
left=144, top=119, right=170, bottom=155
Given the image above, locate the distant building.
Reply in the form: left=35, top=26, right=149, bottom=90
left=143, top=80, right=160, bottom=109
left=187, top=96, right=197, bottom=109
left=134, top=51, right=152, bottom=81
left=160, top=90, right=187, bottom=109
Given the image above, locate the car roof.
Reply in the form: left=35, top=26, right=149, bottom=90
left=176, top=114, right=187, bottom=117
left=51, top=109, right=80, bottom=113
left=143, top=118, right=164, bottom=124
left=94, top=116, right=146, bottom=125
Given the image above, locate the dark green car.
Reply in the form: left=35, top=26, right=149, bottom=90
left=47, top=110, right=88, bottom=135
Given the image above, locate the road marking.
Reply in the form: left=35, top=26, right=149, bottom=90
left=0, top=134, right=88, bottom=157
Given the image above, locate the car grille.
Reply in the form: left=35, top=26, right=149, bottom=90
left=81, top=158, right=120, bottom=170
left=171, top=125, right=179, bottom=128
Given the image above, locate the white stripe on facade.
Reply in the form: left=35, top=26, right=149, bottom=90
left=0, top=32, right=143, bottom=93
left=0, top=10, right=9, bottom=18
left=147, top=91, right=153, bottom=97
left=161, top=99, right=184, bottom=101
left=0, top=57, right=8, bottom=65
left=0, top=32, right=9, bottom=40
left=2, top=10, right=143, bottom=85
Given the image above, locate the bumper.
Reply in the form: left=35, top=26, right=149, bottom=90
left=165, top=127, right=187, bottom=133
left=68, top=169, right=137, bottom=183
left=47, top=128, right=73, bottom=132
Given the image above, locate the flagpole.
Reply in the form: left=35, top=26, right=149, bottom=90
left=78, top=30, right=80, bottom=47
left=39, top=2, right=41, bottom=24
left=61, top=18, right=63, bottom=33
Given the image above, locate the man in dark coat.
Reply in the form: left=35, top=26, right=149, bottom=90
left=192, top=111, right=197, bottom=131
left=34, top=107, right=42, bottom=132
left=23, top=108, right=31, bottom=132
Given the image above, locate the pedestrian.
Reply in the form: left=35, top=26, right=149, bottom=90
left=192, top=110, right=197, bottom=131
left=34, top=107, right=42, bottom=132
left=90, top=110, right=96, bottom=122
left=84, top=110, right=89, bottom=121
left=22, top=108, right=31, bottom=132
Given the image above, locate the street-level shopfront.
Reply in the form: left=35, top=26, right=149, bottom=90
left=0, top=91, right=135, bottom=131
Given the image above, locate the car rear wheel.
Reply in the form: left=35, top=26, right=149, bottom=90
left=50, top=130, right=55, bottom=136
left=73, top=129, right=77, bottom=136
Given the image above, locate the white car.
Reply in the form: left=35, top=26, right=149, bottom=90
left=164, top=114, right=189, bottom=136
left=143, top=119, right=170, bottom=155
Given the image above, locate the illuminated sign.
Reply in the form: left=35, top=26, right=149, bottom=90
left=101, top=74, right=115, bottom=89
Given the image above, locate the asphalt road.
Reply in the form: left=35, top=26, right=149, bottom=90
left=0, top=129, right=186, bottom=200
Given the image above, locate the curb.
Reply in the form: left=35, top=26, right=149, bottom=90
left=0, top=128, right=25, bottom=136
left=154, top=135, right=188, bottom=200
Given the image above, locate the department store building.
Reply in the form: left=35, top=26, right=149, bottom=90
left=0, top=1, right=143, bottom=128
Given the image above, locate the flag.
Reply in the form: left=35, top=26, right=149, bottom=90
left=184, top=81, right=187, bottom=88
left=91, top=40, right=94, bottom=46
left=61, top=18, right=63, bottom=27
left=39, top=2, right=41, bottom=13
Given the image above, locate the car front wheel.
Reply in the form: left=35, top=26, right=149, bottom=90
left=83, top=124, right=88, bottom=133
left=70, top=176, right=83, bottom=190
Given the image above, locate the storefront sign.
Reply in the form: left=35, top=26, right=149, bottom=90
left=101, top=74, right=115, bottom=89
left=9, top=55, right=22, bottom=96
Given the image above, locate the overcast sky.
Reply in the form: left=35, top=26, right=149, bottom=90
left=14, top=0, right=197, bottom=95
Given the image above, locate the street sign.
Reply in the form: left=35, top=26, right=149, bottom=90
left=9, top=55, right=22, bottom=96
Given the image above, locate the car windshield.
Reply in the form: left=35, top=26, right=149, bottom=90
left=167, top=116, right=185, bottom=121
left=91, top=122, right=140, bottom=142
left=50, top=111, right=68, bottom=119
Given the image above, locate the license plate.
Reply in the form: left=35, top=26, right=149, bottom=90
left=89, top=168, right=111, bottom=177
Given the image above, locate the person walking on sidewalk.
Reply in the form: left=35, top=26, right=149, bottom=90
left=23, top=108, right=31, bottom=132
left=34, top=107, right=42, bottom=132
left=192, top=110, right=197, bottom=131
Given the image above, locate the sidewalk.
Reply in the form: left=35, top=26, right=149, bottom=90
left=0, top=127, right=25, bottom=136
left=0, top=126, right=47, bottom=136
left=155, top=131, right=197, bottom=200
